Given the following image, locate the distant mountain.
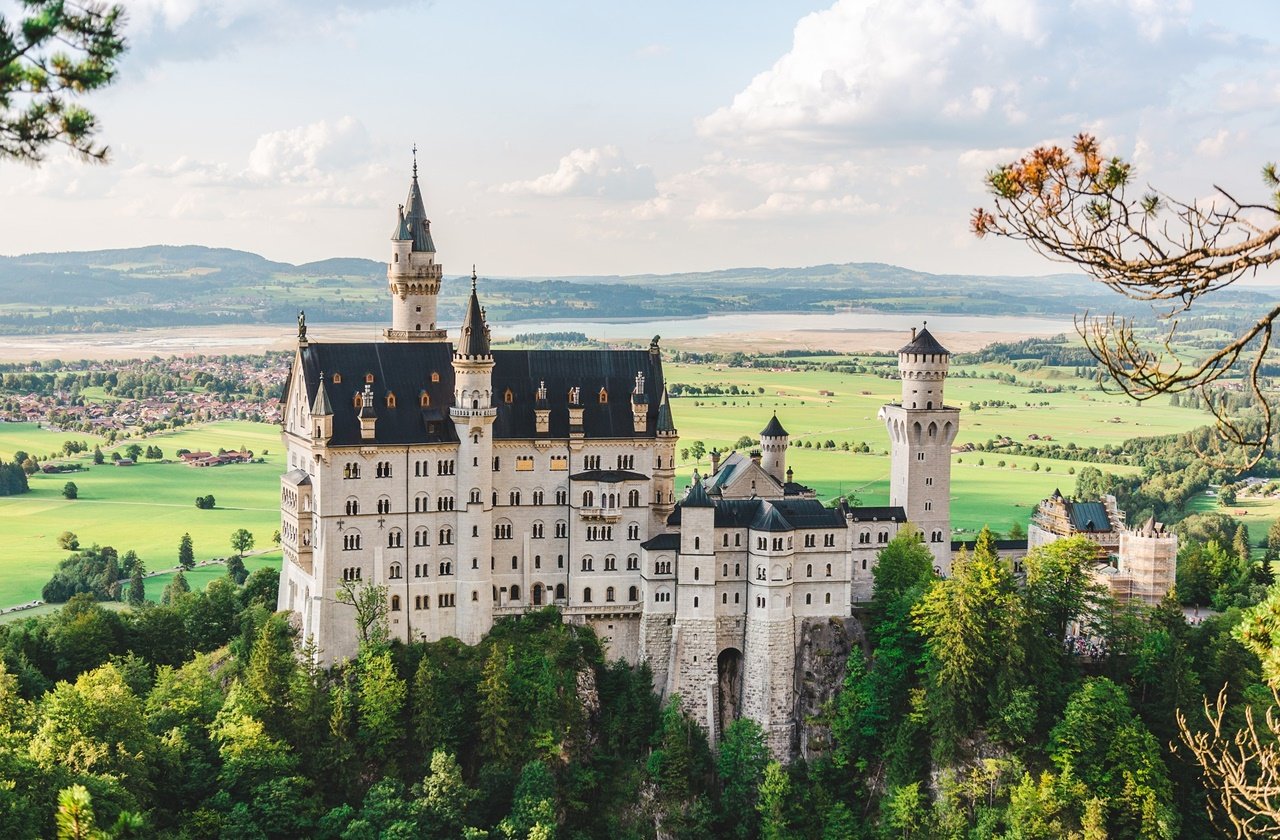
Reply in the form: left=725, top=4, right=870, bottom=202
left=0, top=244, right=1269, bottom=335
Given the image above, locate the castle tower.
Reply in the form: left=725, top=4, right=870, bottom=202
left=878, top=325, right=958, bottom=574
left=671, top=476, right=719, bottom=742
left=653, top=388, right=678, bottom=529
left=1117, top=517, right=1178, bottom=606
left=385, top=151, right=447, bottom=343
left=743, top=503, right=798, bottom=759
left=450, top=272, right=497, bottom=643
left=760, top=413, right=788, bottom=484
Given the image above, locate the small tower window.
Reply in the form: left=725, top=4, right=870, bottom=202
left=431, top=371, right=440, bottom=383
left=331, top=373, right=342, bottom=384
left=420, top=392, right=430, bottom=407
left=386, top=392, right=397, bottom=408
left=504, top=388, right=514, bottom=404
left=598, top=388, right=608, bottom=404
left=365, top=373, right=374, bottom=384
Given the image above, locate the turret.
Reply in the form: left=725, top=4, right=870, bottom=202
left=897, top=323, right=950, bottom=408
left=760, top=413, right=789, bottom=483
left=652, top=389, right=678, bottom=519
left=534, top=380, right=550, bottom=435
left=358, top=382, right=376, bottom=441
left=310, top=371, right=333, bottom=442
left=385, top=149, right=447, bottom=343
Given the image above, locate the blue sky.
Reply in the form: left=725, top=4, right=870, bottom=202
left=2, top=0, right=1278, bottom=279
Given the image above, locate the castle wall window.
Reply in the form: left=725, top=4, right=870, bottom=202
left=387, top=530, right=403, bottom=549
left=332, top=373, right=342, bottom=384
left=557, top=555, right=565, bottom=569
left=756, top=537, right=766, bottom=550
left=551, top=456, right=568, bottom=471
left=606, top=586, right=615, bottom=602
left=825, top=592, right=832, bottom=604
left=626, top=523, right=639, bottom=540
left=556, top=583, right=566, bottom=600
left=826, top=563, right=832, bottom=577
left=627, top=489, right=640, bottom=507
left=510, top=585, right=520, bottom=601
left=377, top=497, right=391, bottom=515
left=859, top=532, right=871, bottom=545
left=735, top=534, right=741, bottom=547
left=437, top=495, right=455, bottom=511
left=694, top=537, right=701, bottom=550
left=598, top=389, right=608, bottom=404
left=342, top=533, right=362, bottom=551
left=439, top=527, right=453, bottom=545
left=345, top=498, right=359, bottom=515
left=655, top=560, right=672, bottom=575
left=469, top=489, right=481, bottom=505
left=414, top=563, right=426, bottom=578
left=375, top=461, right=392, bottom=478
left=414, top=595, right=428, bottom=610
left=583, top=587, right=593, bottom=603
left=862, top=557, right=868, bottom=570
left=735, top=592, right=740, bottom=604
left=629, top=586, right=638, bottom=601
left=509, top=490, right=521, bottom=506
left=342, top=566, right=362, bottom=581
left=493, top=456, right=501, bottom=471
left=472, top=526, right=479, bottom=537
left=438, top=593, right=455, bottom=607
left=532, top=489, right=544, bottom=505
left=805, top=534, right=815, bottom=548
left=414, top=493, right=428, bottom=512
left=604, top=555, right=617, bottom=571
left=534, top=555, right=542, bottom=569
left=917, top=452, right=925, bottom=461
left=931, top=530, right=943, bottom=543
left=924, top=501, right=933, bottom=511
left=555, top=489, right=567, bottom=505
left=391, top=595, right=401, bottom=611
left=516, top=455, right=534, bottom=472
left=617, top=455, right=634, bottom=470
left=654, top=590, right=671, bottom=603
left=925, top=477, right=933, bottom=486
left=420, top=393, right=430, bottom=408
left=492, top=490, right=498, bottom=506
left=437, top=459, right=455, bottom=476
left=805, top=593, right=812, bottom=605
left=532, top=522, right=544, bottom=539
left=439, top=561, right=453, bottom=576
left=693, top=596, right=699, bottom=608
left=806, top=564, right=813, bottom=577
left=693, top=567, right=699, bottom=580
left=495, top=522, right=512, bottom=540
left=504, top=389, right=514, bottom=404
left=756, top=566, right=765, bottom=581
left=584, top=455, right=601, bottom=470
left=627, top=554, right=639, bottom=571
left=722, top=593, right=728, bottom=604
left=582, top=556, right=594, bottom=571
left=583, top=490, right=595, bottom=507
left=772, top=537, right=783, bottom=551
left=431, top=371, right=440, bottom=383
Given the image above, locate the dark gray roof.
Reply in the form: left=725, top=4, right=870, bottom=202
left=899, top=326, right=950, bottom=356
left=656, top=389, right=675, bottom=433
left=666, top=496, right=845, bottom=531
left=458, top=284, right=490, bottom=357
left=761, top=413, right=788, bottom=437
left=282, top=468, right=311, bottom=486
left=311, top=374, right=333, bottom=416
left=569, top=469, right=649, bottom=483
left=952, top=538, right=1028, bottom=552
left=641, top=532, right=680, bottom=551
left=400, top=174, right=436, bottom=253
left=286, top=343, right=667, bottom=446
left=841, top=504, right=907, bottom=523
left=683, top=477, right=714, bottom=508
left=1068, top=500, right=1113, bottom=533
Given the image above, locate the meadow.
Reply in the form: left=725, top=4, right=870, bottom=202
left=0, top=420, right=283, bottom=606
left=0, top=355, right=1214, bottom=607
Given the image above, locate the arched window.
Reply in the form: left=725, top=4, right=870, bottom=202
left=825, top=563, right=832, bottom=577
left=583, top=490, right=595, bottom=507
left=415, top=527, right=429, bottom=547
left=439, top=527, right=453, bottom=545
left=391, top=595, right=401, bottom=611
left=694, top=567, right=700, bottom=580
left=420, top=392, right=431, bottom=407
left=598, top=388, right=608, bottom=404
left=387, top=530, right=403, bottom=548
left=606, top=586, right=615, bottom=602
left=628, top=585, right=638, bottom=601
left=386, top=392, right=397, bottom=408
left=628, top=489, right=640, bottom=507
left=806, top=563, right=813, bottom=577
left=345, top=497, right=359, bottom=515
left=694, top=536, right=700, bottom=550
left=510, top=584, right=520, bottom=601
left=439, top=561, right=453, bottom=575
left=504, top=388, right=514, bottom=404
left=583, top=587, right=593, bottom=603
left=555, top=583, right=565, bottom=600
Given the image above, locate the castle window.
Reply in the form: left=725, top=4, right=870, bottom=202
left=859, top=532, right=871, bottom=545
left=583, top=587, right=593, bottom=603
left=439, top=527, right=453, bottom=545
left=332, top=373, right=342, bottom=384
left=694, top=537, right=700, bottom=550
left=534, top=554, right=542, bottom=569
left=391, top=595, right=401, bottom=611
left=598, top=388, right=608, bottom=404
left=377, top=497, right=391, bottom=514
left=583, top=490, right=595, bottom=507
left=878, top=531, right=888, bottom=544
left=805, top=594, right=812, bottom=605
left=862, top=557, right=868, bottom=570
left=345, top=498, right=359, bottom=516
left=629, top=586, right=638, bottom=601
left=606, top=586, right=615, bottom=602
left=924, top=501, right=933, bottom=511
left=551, top=456, right=568, bottom=471
left=925, top=477, right=933, bottom=486
left=533, top=489, right=544, bottom=504
left=495, top=522, right=512, bottom=540
left=343, top=462, right=361, bottom=479
left=437, top=495, right=455, bottom=511
left=504, top=389, right=514, bottom=404
left=828, top=534, right=838, bottom=547
left=722, top=593, right=728, bottom=604
left=724, top=563, right=729, bottom=576
left=556, top=583, right=566, bottom=599
left=365, top=373, right=374, bottom=384
left=510, top=490, right=521, bottom=506
left=386, top=392, right=397, bottom=408
left=826, top=563, right=832, bottom=577
left=581, top=556, right=594, bottom=571
left=420, top=392, right=430, bottom=407
left=510, top=585, right=520, bottom=601
left=772, top=538, right=782, bottom=551
left=438, top=593, right=455, bottom=607
left=439, top=561, right=452, bottom=575
left=387, top=530, right=403, bottom=549
left=555, top=521, right=567, bottom=538
left=806, top=564, right=812, bottom=577
left=917, top=452, right=925, bottom=461
left=555, top=489, right=568, bottom=505
left=693, top=596, right=699, bottom=608
left=532, top=522, right=544, bottom=539
left=342, top=566, right=362, bottom=581
left=627, top=554, right=639, bottom=570
left=342, top=532, right=362, bottom=551
left=825, top=592, right=832, bottom=604
left=735, top=592, right=740, bottom=604
left=353, top=392, right=363, bottom=408
left=469, top=488, right=481, bottom=504
left=517, top=456, right=535, bottom=472
left=431, top=371, right=440, bottom=383
left=493, top=456, right=501, bottom=471
left=628, top=489, right=640, bottom=507
left=414, top=493, right=428, bottom=513
left=693, top=567, right=699, bottom=580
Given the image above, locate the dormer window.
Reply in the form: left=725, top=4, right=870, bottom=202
left=332, top=373, right=342, bottom=384
left=386, top=392, right=397, bottom=408
left=420, top=392, right=431, bottom=407
left=598, top=388, right=608, bottom=404
left=431, top=371, right=440, bottom=383
left=504, top=389, right=514, bottom=404
left=365, top=373, right=374, bottom=384
left=353, top=392, right=363, bottom=408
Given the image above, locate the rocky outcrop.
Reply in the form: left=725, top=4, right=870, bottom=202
left=793, top=616, right=866, bottom=761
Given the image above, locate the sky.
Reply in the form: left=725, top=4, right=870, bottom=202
left=2, top=0, right=1279, bottom=278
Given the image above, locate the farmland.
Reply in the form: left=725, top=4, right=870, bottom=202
left=0, top=354, right=1215, bottom=607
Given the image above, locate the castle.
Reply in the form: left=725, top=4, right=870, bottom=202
left=277, top=161, right=1161, bottom=758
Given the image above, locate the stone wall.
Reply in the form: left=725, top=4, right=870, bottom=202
left=743, top=615, right=796, bottom=759
left=794, top=615, right=865, bottom=761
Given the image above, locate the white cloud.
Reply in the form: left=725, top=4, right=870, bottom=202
left=698, top=0, right=1223, bottom=148
left=1195, top=129, right=1231, bottom=158
left=247, top=117, right=373, bottom=184
left=498, top=147, right=657, bottom=200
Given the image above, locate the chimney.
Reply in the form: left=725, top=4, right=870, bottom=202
left=750, top=449, right=762, bottom=466
left=710, top=448, right=721, bottom=474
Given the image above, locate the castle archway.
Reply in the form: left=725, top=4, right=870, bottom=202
left=717, top=647, right=744, bottom=737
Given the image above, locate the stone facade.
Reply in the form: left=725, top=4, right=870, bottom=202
left=277, top=163, right=962, bottom=761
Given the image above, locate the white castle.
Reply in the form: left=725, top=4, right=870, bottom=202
left=277, top=162, right=966, bottom=757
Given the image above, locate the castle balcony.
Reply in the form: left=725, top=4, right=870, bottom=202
left=449, top=406, right=498, bottom=420
left=579, top=507, right=623, bottom=522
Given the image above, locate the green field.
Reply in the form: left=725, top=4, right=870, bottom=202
left=0, top=422, right=106, bottom=462
left=0, top=421, right=283, bottom=606
left=666, top=359, right=1207, bottom=536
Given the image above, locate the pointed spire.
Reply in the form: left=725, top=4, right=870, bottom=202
left=656, top=388, right=676, bottom=433
left=399, top=153, right=435, bottom=252
left=457, top=274, right=491, bottom=358
left=761, top=411, right=788, bottom=438
left=310, top=372, right=333, bottom=416
left=683, top=472, right=713, bottom=508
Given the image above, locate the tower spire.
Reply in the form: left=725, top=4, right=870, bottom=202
left=411, top=143, right=418, bottom=179
left=385, top=154, right=445, bottom=342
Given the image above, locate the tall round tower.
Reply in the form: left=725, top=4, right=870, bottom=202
left=385, top=152, right=447, bottom=342
left=877, top=324, right=959, bottom=574
left=759, top=413, right=789, bottom=484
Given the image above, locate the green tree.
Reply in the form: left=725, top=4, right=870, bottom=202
left=717, top=718, right=768, bottom=839
left=126, top=563, right=144, bottom=608
left=225, top=554, right=248, bottom=585
left=756, top=761, right=793, bottom=840
left=0, top=0, right=127, bottom=162
left=160, top=569, right=189, bottom=606
left=478, top=644, right=516, bottom=765
left=123, top=444, right=142, bottom=461
left=178, top=533, right=194, bottom=570
left=62, top=481, right=78, bottom=499
left=229, top=528, right=254, bottom=558
left=1233, top=522, right=1252, bottom=567
left=57, top=530, right=79, bottom=550
left=419, top=749, right=477, bottom=837
left=336, top=579, right=389, bottom=648
left=357, top=645, right=407, bottom=767
left=689, top=440, right=706, bottom=463
left=92, top=445, right=104, bottom=465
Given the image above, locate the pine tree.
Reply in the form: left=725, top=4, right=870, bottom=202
left=127, top=563, right=145, bottom=607
left=1234, top=522, right=1253, bottom=568
left=478, top=644, right=516, bottom=764
left=161, top=569, right=190, bottom=606
left=178, top=533, right=194, bottom=570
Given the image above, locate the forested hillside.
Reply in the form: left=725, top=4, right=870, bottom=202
left=1, top=528, right=1276, bottom=838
